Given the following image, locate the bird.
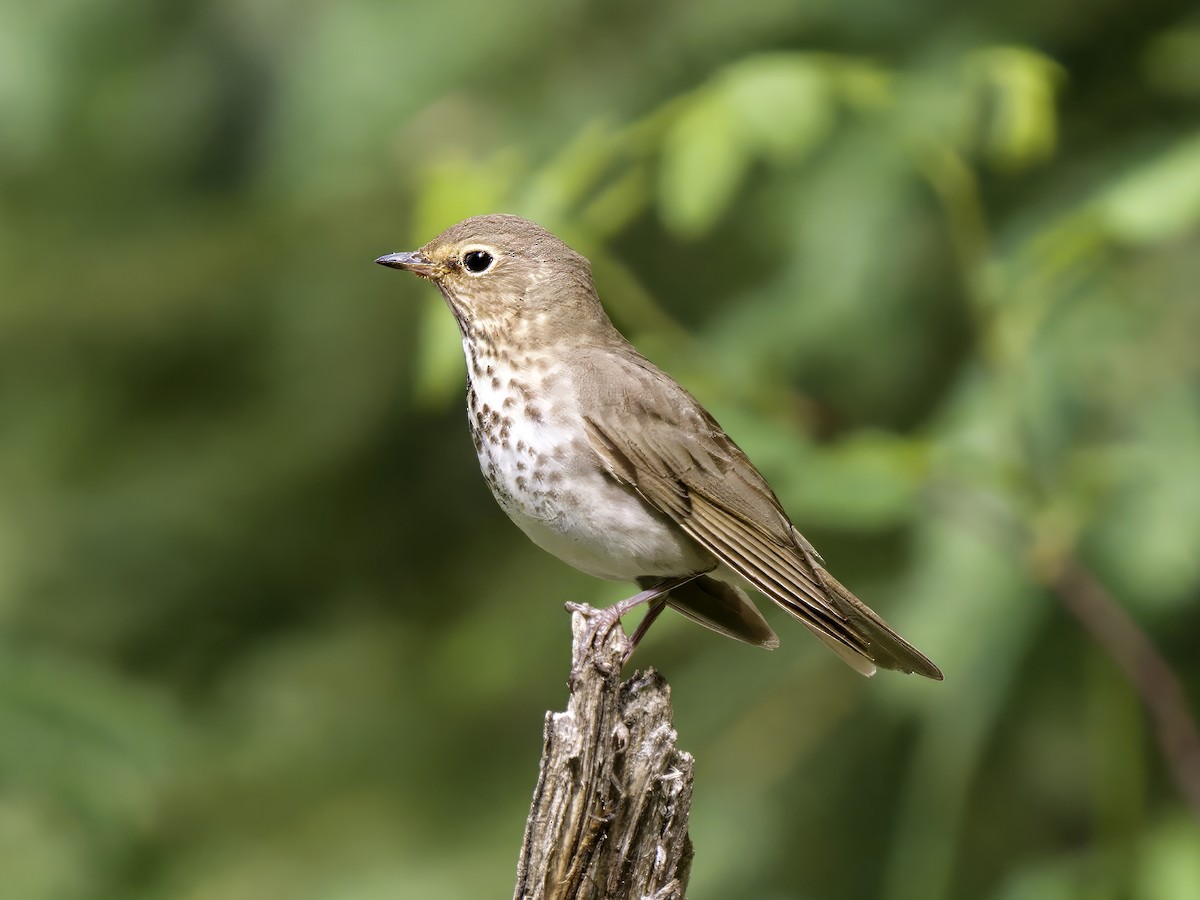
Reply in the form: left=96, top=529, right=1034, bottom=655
left=376, top=214, right=942, bottom=679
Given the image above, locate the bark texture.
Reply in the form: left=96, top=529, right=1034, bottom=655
left=513, top=608, right=694, bottom=900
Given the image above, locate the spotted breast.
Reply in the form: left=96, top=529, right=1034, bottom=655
left=462, top=338, right=715, bottom=583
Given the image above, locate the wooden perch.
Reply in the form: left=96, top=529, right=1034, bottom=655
left=513, top=607, right=694, bottom=900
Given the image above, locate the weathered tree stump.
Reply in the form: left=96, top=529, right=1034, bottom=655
left=513, top=607, right=694, bottom=900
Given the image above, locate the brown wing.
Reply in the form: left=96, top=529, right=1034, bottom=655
left=650, top=575, right=779, bottom=649
left=580, top=347, right=942, bottom=680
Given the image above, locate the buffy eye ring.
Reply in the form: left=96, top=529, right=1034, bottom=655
left=463, top=250, right=494, bottom=274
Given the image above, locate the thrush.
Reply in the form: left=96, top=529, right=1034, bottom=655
left=376, top=215, right=942, bottom=679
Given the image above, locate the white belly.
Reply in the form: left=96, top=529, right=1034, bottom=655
left=465, top=346, right=713, bottom=582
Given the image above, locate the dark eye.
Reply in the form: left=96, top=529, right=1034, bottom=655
left=463, top=250, right=494, bottom=274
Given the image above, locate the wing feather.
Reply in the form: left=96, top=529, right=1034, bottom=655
left=685, top=495, right=862, bottom=646
left=580, top=352, right=942, bottom=680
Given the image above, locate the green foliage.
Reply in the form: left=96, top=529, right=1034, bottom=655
left=3, top=1, right=1199, bottom=898
left=659, top=55, right=839, bottom=236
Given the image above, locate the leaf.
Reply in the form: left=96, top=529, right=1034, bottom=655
left=658, top=55, right=840, bottom=238
left=1096, top=131, right=1200, bottom=244
left=658, top=88, right=748, bottom=238
left=719, top=55, right=834, bottom=164
left=969, top=47, right=1065, bottom=171
left=1137, top=816, right=1200, bottom=900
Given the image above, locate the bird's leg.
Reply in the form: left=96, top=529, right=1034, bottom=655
left=566, top=574, right=698, bottom=677
left=626, top=599, right=669, bottom=657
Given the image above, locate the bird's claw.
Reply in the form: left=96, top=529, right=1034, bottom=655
left=565, top=602, right=630, bottom=683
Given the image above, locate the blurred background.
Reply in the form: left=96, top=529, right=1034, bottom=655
left=4, top=0, right=1200, bottom=897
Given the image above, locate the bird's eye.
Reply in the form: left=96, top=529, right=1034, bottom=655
left=462, top=250, right=494, bottom=274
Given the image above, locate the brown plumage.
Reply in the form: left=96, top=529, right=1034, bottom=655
left=377, top=214, right=942, bottom=680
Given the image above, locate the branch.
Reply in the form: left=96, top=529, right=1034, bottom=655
left=931, top=483, right=1200, bottom=822
left=1050, top=558, right=1200, bottom=821
left=514, top=608, right=694, bottom=900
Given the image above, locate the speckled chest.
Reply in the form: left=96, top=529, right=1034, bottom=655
left=458, top=337, right=715, bottom=582
left=463, top=340, right=576, bottom=522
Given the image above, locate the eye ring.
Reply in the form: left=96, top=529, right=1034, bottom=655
left=462, top=249, right=494, bottom=274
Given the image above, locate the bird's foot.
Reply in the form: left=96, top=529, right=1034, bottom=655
left=564, top=576, right=696, bottom=684
left=565, top=601, right=630, bottom=684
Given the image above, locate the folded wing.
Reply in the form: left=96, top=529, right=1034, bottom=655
left=580, top=348, right=942, bottom=680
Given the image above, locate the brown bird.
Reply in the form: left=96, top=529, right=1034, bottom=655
left=377, top=215, right=942, bottom=679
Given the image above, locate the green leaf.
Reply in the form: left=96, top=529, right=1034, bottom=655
left=658, top=88, right=748, bottom=238
left=1137, top=815, right=1200, bottom=900
left=1096, top=131, right=1200, bottom=244
left=969, top=47, right=1065, bottom=171
left=658, top=55, right=839, bottom=238
left=719, top=55, right=834, bottom=164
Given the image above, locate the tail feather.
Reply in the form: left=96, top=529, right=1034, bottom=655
left=810, top=565, right=944, bottom=680
left=642, top=575, right=780, bottom=649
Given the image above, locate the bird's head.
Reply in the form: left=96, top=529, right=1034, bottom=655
left=376, top=214, right=607, bottom=343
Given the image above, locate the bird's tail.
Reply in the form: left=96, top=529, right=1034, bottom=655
left=641, top=575, right=780, bottom=649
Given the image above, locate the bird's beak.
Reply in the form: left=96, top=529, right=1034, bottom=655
left=375, top=251, right=438, bottom=279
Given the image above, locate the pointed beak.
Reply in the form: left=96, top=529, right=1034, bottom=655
left=375, top=251, right=438, bottom=278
